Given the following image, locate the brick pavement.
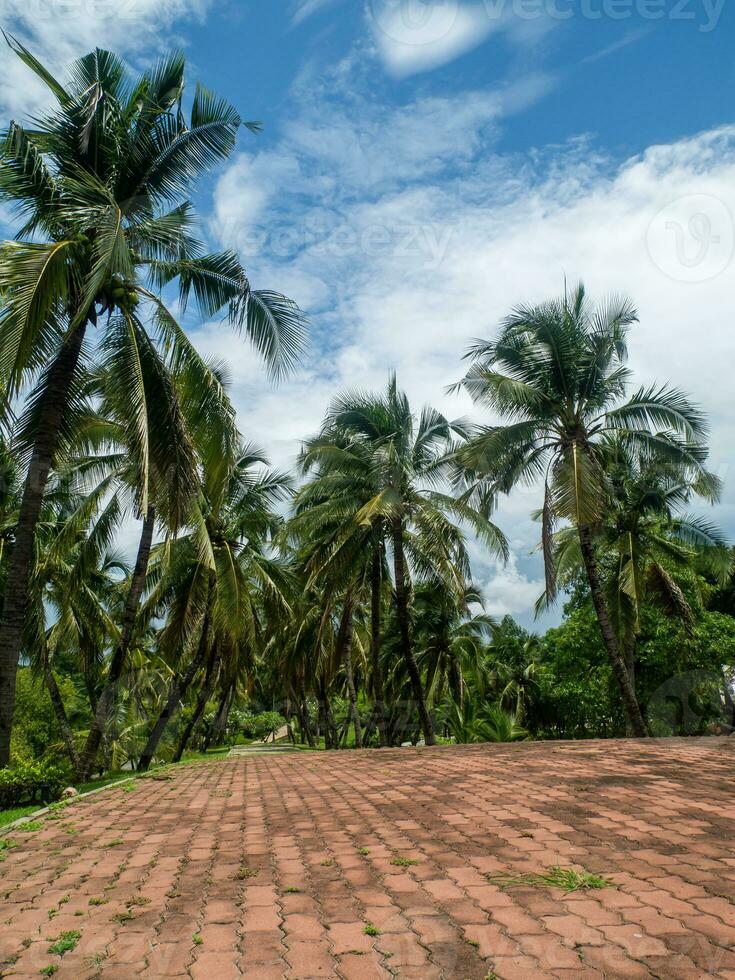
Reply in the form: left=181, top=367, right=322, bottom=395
left=1, top=738, right=733, bottom=978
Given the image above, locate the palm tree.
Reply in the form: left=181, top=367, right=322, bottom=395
left=414, top=583, right=495, bottom=712
left=545, top=437, right=727, bottom=723
left=458, top=283, right=711, bottom=736
left=293, top=434, right=389, bottom=744
left=302, top=376, right=508, bottom=745
left=138, top=446, right=292, bottom=769
left=0, top=40, right=306, bottom=765
left=74, top=342, right=237, bottom=778
left=26, top=483, right=125, bottom=770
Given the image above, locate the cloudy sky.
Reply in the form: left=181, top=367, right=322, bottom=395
left=1, top=0, right=733, bottom=628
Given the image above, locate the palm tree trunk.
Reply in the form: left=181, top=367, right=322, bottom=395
left=391, top=520, right=435, bottom=746
left=578, top=525, right=648, bottom=737
left=77, top=505, right=156, bottom=779
left=44, top=662, right=80, bottom=772
left=622, top=620, right=636, bottom=737
left=337, top=597, right=362, bottom=748
left=204, top=683, right=233, bottom=750
left=0, top=322, right=88, bottom=766
left=82, top=663, right=98, bottom=714
left=137, top=617, right=210, bottom=772
left=173, top=647, right=219, bottom=763
left=298, top=676, right=315, bottom=747
left=370, top=538, right=388, bottom=747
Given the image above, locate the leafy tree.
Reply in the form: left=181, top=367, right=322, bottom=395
left=0, top=39, right=306, bottom=765
left=544, top=436, right=727, bottom=731
left=138, top=445, right=291, bottom=769
left=296, top=375, right=507, bottom=745
left=459, top=283, right=711, bottom=736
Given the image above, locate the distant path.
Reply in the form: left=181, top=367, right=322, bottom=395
left=1, top=738, right=734, bottom=978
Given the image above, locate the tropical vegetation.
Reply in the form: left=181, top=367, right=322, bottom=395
left=0, top=43, right=733, bottom=804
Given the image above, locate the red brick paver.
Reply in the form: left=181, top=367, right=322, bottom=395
left=1, top=738, right=733, bottom=978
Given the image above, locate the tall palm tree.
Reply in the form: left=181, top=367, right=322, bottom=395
left=545, top=437, right=727, bottom=713
left=414, top=582, right=494, bottom=712
left=73, top=344, right=237, bottom=778
left=0, top=40, right=306, bottom=764
left=293, top=434, right=390, bottom=744
left=138, top=446, right=292, bottom=769
left=302, top=376, right=508, bottom=745
left=458, top=283, right=710, bottom=736
left=24, top=477, right=123, bottom=769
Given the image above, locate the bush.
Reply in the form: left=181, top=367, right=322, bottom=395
left=0, top=759, right=67, bottom=809
left=241, top=711, right=286, bottom=742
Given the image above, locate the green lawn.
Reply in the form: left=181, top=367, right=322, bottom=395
left=0, top=804, right=39, bottom=829
left=0, top=748, right=237, bottom=828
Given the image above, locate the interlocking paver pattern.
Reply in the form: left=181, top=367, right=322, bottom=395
left=0, top=738, right=733, bottom=978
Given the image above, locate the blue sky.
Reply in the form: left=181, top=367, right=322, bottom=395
left=1, top=0, right=734, bottom=629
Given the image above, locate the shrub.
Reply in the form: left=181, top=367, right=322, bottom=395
left=0, top=759, right=67, bottom=809
left=241, top=711, right=286, bottom=742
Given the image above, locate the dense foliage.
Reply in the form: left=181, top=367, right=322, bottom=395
left=0, top=43, right=733, bottom=793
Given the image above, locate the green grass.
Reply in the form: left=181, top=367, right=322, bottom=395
left=47, top=930, right=81, bottom=956
left=0, top=805, right=38, bottom=829
left=363, top=923, right=380, bottom=936
left=390, top=857, right=420, bottom=867
left=17, top=820, right=43, bottom=832
left=0, top=747, right=246, bottom=832
left=39, top=965, right=58, bottom=976
left=489, top=865, right=615, bottom=894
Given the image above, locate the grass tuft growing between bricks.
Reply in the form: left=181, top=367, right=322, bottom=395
left=47, top=930, right=81, bottom=955
left=489, top=865, right=615, bottom=893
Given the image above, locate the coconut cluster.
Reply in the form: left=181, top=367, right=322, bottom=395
left=100, top=274, right=140, bottom=314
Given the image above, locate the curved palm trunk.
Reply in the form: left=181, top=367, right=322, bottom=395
left=370, top=538, right=388, bottom=747
left=44, top=662, right=80, bottom=772
left=337, top=597, right=362, bottom=748
left=137, top=617, right=210, bottom=772
left=298, top=675, right=315, bottom=747
left=578, top=525, right=647, bottom=737
left=173, top=646, right=219, bottom=763
left=204, top=682, right=234, bottom=750
left=391, top=520, right=436, bottom=746
left=622, top=620, right=637, bottom=737
left=77, top=505, right=156, bottom=779
left=82, top=661, right=98, bottom=715
left=0, top=322, right=88, bottom=766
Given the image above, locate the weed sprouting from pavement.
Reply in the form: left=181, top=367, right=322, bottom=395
left=47, top=930, right=81, bottom=955
left=489, top=865, right=614, bottom=894
left=18, top=821, right=43, bottom=833
left=391, top=857, right=420, bottom=867
left=235, top=866, right=258, bottom=880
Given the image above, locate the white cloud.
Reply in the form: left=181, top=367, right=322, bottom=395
left=208, top=63, right=735, bottom=626
left=367, top=0, right=557, bottom=77
left=0, top=0, right=211, bottom=119
left=370, top=3, right=500, bottom=77
left=291, top=0, right=342, bottom=26
left=480, top=556, right=545, bottom=620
